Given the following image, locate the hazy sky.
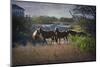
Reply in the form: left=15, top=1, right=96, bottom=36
left=12, top=1, right=75, bottom=18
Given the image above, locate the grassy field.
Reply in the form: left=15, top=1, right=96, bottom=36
left=12, top=42, right=96, bottom=66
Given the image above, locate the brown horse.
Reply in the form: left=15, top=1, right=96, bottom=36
left=32, top=28, right=43, bottom=40
left=32, top=27, right=56, bottom=44
left=77, top=32, right=87, bottom=36
left=68, top=30, right=87, bottom=36
left=55, top=28, right=69, bottom=44
left=67, top=30, right=78, bottom=36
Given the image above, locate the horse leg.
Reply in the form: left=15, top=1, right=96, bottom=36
left=57, top=38, right=59, bottom=45
left=51, top=38, right=53, bottom=45
left=43, top=38, right=47, bottom=45
left=59, top=38, right=60, bottom=45
left=54, top=36, right=57, bottom=45
left=52, top=38, right=54, bottom=45
left=64, top=37, right=66, bottom=44
left=53, top=36, right=55, bottom=45
left=55, top=36, right=57, bottom=45
left=66, top=36, right=68, bottom=45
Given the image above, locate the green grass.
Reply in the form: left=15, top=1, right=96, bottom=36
left=68, top=35, right=96, bottom=53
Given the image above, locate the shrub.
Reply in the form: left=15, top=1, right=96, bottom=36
left=69, top=35, right=96, bottom=53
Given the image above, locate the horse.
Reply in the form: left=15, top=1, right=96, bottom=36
left=55, top=28, right=69, bottom=44
left=68, top=30, right=87, bottom=36
left=67, top=30, right=78, bottom=36
left=77, top=32, right=87, bottom=36
left=32, top=28, right=43, bottom=40
left=32, top=27, right=56, bottom=44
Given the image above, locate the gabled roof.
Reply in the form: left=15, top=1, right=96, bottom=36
left=12, top=4, right=24, bottom=10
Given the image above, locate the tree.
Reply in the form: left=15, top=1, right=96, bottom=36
left=32, top=16, right=58, bottom=24
left=12, top=16, right=33, bottom=42
left=73, top=5, right=96, bottom=19
left=59, top=17, right=73, bottom=22
left=71, top=5, right=96, bottom=37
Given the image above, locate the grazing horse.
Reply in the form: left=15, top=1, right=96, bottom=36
left=32, top=27, right=56, bottom=44
left=77, top=32, right=87, bottom=36
left=67, top=30, right=78, bottom=36
left=55, top=28, right=69, bottom=44
left=68, top=30, right=87, bottom=36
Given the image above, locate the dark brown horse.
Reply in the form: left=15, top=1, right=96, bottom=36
left=55, top=28, right=69, bottom=44
left=68, top=30, right=87, bottom=36
left=67, top=30, right=78, bottom=36
left=77, top=32, right=87, bottom=36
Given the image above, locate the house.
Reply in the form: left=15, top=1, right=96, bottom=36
left=12, top=4, right=25, bottom=17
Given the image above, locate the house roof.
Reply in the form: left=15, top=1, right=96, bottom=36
left=12, top=4, right=25, bottom=10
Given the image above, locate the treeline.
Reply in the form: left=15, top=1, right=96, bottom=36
left=71, top=5, right=96, bottom=37
left=69, top=5, right=96, bottom=54
left=32, top=16, right=73, bottom=24
left=60, top=17, right=73, bottom=22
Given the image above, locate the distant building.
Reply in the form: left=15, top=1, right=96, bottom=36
left=12, top=4, right=25, bottom=17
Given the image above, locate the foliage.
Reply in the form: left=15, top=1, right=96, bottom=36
left=69, top=35, right=96, bottom=53
left=71, top=5, right=96, bottom=37
left=73, top=5, right=96, bottom=18
left=32, top=16, right=74, bottom=24
left=77, top=19, right=96, bottom=37
left=59, top=17, right=74, bottom=22
left=12, top=16, right=32, bottom=42
left=32, top=16, right=58, bottom=24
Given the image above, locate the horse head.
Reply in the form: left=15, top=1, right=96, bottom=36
left=67, top=30, right=78, bottom=36
left=32, top=28, right=43, bottom=40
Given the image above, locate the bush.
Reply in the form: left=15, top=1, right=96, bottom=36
left=77, top=19, right=96, bottom=37
left=69, top=35, right=96, bottom=53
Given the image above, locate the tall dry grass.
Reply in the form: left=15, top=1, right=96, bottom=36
left=12, top=42, right=96, bottom=66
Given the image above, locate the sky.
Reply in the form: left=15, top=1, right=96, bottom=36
left=12, top=1, right=75, bottom=18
